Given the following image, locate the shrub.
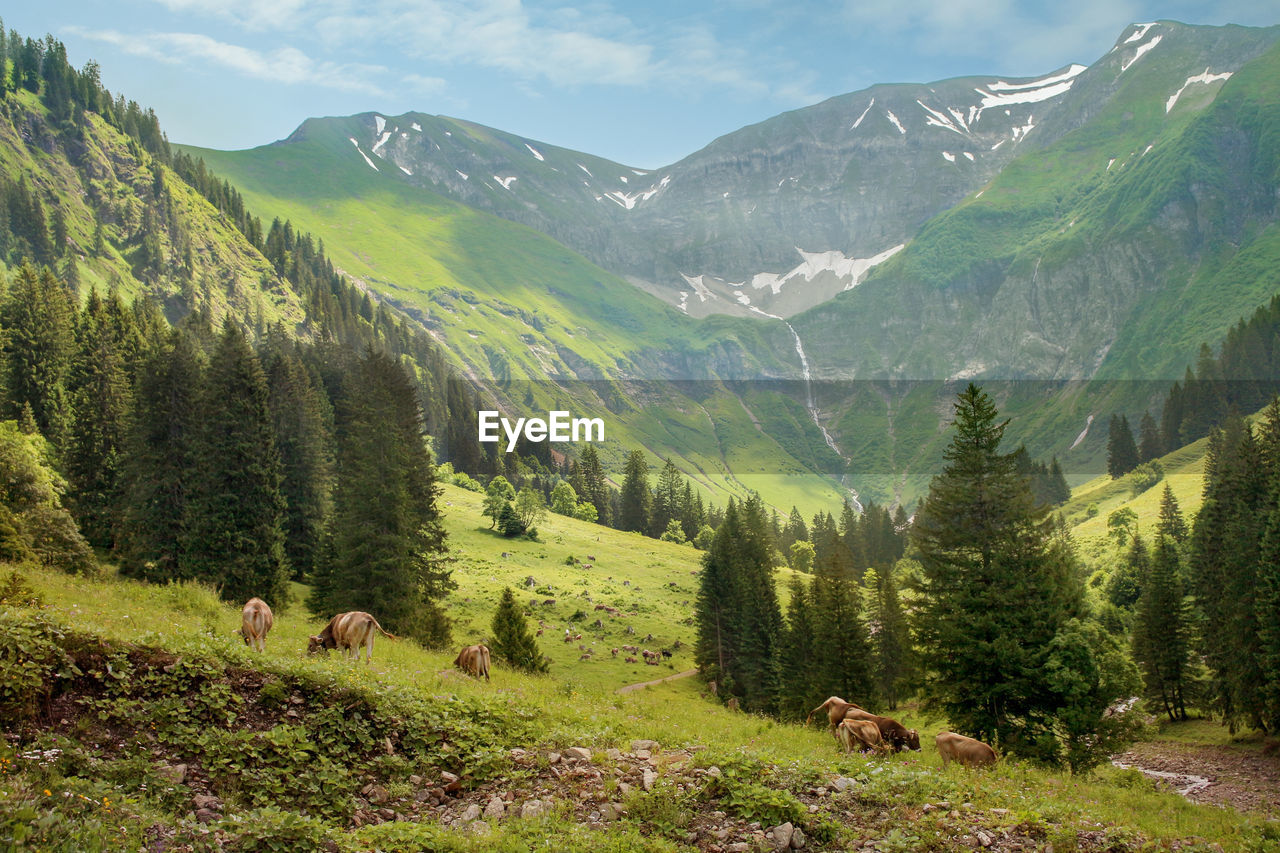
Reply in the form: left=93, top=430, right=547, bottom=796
left=0, top=611, right=79, bottom=723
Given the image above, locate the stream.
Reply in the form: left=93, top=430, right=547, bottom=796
left=1110, top=760, right=1212, bottom=798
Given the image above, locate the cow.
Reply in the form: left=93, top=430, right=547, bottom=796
left=935, top=731, right=997, bottom=768
left=307, top=612, right=394, bottom=663
left=239, top=598, right=273, bottom=652
left=836, top=718, right=885, bottom=754
left=805, top=696, right=866, bottom=735
left=625, top=656, right=638, bottom=664
left=842, top=708, right=921, bottom=752
left=453, top=644, right=492, bottom=681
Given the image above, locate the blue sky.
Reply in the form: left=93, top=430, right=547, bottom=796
left=11, top=0, right=1279, bottom=167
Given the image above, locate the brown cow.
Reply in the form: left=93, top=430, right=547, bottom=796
left=836, top=718, right=885, bottom=754
left=240, top=598, right=273, bottom=652
left=935, top=731, right=997, bottom=768
left=806, top=696, right=866, bottom=734
left=454, top=644, right=492, bottom=681
left=307, top=611, right=394, bottom=663
left=842, top=708, right=921, bottom=752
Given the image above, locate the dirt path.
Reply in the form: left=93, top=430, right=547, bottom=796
left=1112, top=740, right=1280, bottom=815
left=617, top=668, right=698, bottom=694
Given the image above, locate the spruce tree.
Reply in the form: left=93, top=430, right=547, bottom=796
left=911, top=384, right=1083, bottom=755
left=1137, top=411, right=1163, bottom=463
left=864, top=566, right=911, bottom=709
left=809, top=529, right=873, bottom=705
left=1107, top=414, right=1140, bottom=479
left=651, top=458, right=683, bottom=538
left=490, top=587, right=549, bottom=673
left=577, top=445, right=610, bottom=526
left=779, top=576, right=821, bottom=720
left=184, top=321, right=290, bottom=608
left=482, top=475, right=515, bottom=528
left=1133, top=533, right=1193, bottom=721
left=618, top=449, right=651, bottom=533
left=317, top=349, right=453, bottom=645
left=118, top=330, right=202, bottom=582
left=2, top=264, right=74, bottom=442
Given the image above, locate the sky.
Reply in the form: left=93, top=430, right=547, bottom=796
left=10, top=0, right=1280, bottom=168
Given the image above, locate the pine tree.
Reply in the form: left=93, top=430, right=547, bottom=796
left=2, top=264, right=74, bottom=442
left=809, top=529, right=873, bottom=705
left=651, top=458, right=683, bottom=538
left=864, top=566, right=911, bottom=710
left=64, top=287, right=134, bottom=547
left=316, top=349, right=453, bottom=645
left=490, top=587, right=549, bottom=673
left=779, top=576, right=821, bottom=720
left=1157, top=484, right=1188, bottom=544
left=577, top=445, right=610, bottom=526
left=1137, top=411, right=1163, bottom=463
left=183, top=322, right=290, bottom=608
left=118, top=330, right=202, bottom=581
left=618, top=449, right=651, bottom=533
left=1107, top=414, right=1140, bottom=479
left=911, top=384, right=1083, bottom=756
left=1133, top=533, right=1194, bottom=721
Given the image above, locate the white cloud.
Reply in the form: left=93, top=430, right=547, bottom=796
left=70, top=28, right=392, bottom=96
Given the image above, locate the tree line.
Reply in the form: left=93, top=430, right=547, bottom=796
left=697, top=384, right=1142, bottom=771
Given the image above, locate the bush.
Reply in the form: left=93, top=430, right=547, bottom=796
left=0, top=611, right=80, bottom=723
left=1126, top=461, right=1163, bottom=497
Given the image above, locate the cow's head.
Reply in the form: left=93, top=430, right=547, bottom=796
left=307, top=635, right=328, bottom=655
left=906, top=729, right=921, bottom=751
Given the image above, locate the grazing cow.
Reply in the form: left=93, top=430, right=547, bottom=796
left=806, top=696, right=867, bottom=734
left=579, top=653, right=592, bottom=661
left=726, top=697, right=740, bottom=712
left=307, top=612, right=394, bottom=663
left=625, top=656, right=638, bottom=664
left=611, top=648, right=619, bottom=658
left=660, top=649, right=673, bottom=659
left=842, top=708, right=921, bottom=752
left=836, top=718, right=885, bottom=754
left=935, top=731, right=997, bottom=768
left=239, top=598, right=273, bottom=652
left=453, top=644, right=492, bottom=681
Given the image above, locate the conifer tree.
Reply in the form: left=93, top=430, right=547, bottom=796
left=1138, top=411, right=1163, bottom=463
left=65, top=287, right=134, bottom=547
left=651, top=458, right=683, bottom=537
left=911, top=384, right=1083, bottom=755
left=316, top=349, right=453, bottom=645
left=183, top=321, right=290, bottom=607
left=482, top=475, right=515, bottom=528
left=779, top=576, right=821, bottom=720
left=864, top=566, right=911, bottom=709
left=1157, top=484, right=1188, bottom=544
left=118, top=329, right=202, bottom=581
left=1107, top=414, right=1140, bottom=479
left=576, top=444, right=610, bottom=526
left=809, top=530, right=873, bottom=704
left=1133, top=533, right=1193, bottom=721
left=618, top=449, right=651, bottom=533
left=2, top=264, right=74, bottom=442
left=491, top=587, right=549, bottom=673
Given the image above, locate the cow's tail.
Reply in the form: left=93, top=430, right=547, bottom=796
left=370, top=616, right=396, bottom=639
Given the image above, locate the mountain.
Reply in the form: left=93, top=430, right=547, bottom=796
left=184, top=20, right=1280, bottom=507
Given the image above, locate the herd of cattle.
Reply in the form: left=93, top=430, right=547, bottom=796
left=807, top=696, right=997, bottom=768
left=239, top=600, right=996, bottom=769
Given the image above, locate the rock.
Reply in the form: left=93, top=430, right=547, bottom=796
left=547, top=752, right=561, bottom=765
left=440, top=771, right=461, bottom=793
left=990, top=808, right=1010, bottom=815
left=414, top=789, right=433, bottom=803
left=618, top=781, right=632, bottom=795
left=564, top=747, right=592, bottom=762
left=832, top=776, right=858, bottom=792
left=771, top=823, right=795, bottom=850
left=484, top=797, right=506, bottom=819
left=790, top=827, right=806, bottom=849
left=192, top=794, right=222, bottom=811
left=976, top=830, right=993, bottom=848
left=469, top=820, right=490, bottom=835
left=383, top=736, right=395, bottom=755
left=377, top=808, right=396, bottom=821
left=642, top=768, right=657, bottom=791
left=158, top=763, right=187, bottom=784
left=726, top=844, right=750, bottom=853
left=522, top=800, right=550, bottom=819
left=508, top=748, right=527, bottom=760
left=707, top=766, right=722, bottom=778
left=635, top=749, right=652, bottom=760
left=195, top=808, right=219, bottom=823
left=362, top=783, right=390, bottom=804
left=606, top=748, right=623, bottom=761
left=631, top=739, right=659, bottom=751
left=713, top=828, right=732, bottom=841
left=461, top=803, right=482, bottom=822
left=409, top=774, right=424, bottom=786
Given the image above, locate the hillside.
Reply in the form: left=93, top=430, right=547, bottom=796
left=4, top=488, right=1278, bottom=850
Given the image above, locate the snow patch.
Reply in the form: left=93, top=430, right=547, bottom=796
left=679, top=273, right=715, bottom=303
left=1011, top=117, right=1036, bottom=142
left=632, top=169, right=649, bottom=175
left=524, top=143, right=544, bottom=161
left=493, top=175, right=517, bottom=190
left=736, top=244, right=906, bottom=297
left=918, top=100, right=968, bottom=135
left=1124, top=22, right=1157, bottom=44
left=1166, top=69, right=1233, bottom=112
left=1121, top=34, right=1162, bottom=72
left=1107, top=158, right=1116, bottom=170
left=991, top=139, right=1005, bottom=150
left=411, top=122, right=422, bottom=131
left=601, top=175, right=670, bottom=210
left=348, top=137, right=359, bottom=147
left=942, top=151, right=956, bottom=162
left=371, top=130, right=392, bottom=155
left=577, top=163, right=594, bottom=178
left=1141, top=144, right=1154, bottom=157
left=354, top=146, right=379, bottom=171
left=677, top=291, right=689, bottom=313
left=852, top=98, right=875, bottom=129
left=963, top=151, right=975, bottom=161
left=1069, top=414, right=1095, bottom=450
left=885, top=109, right=906, bottom=134
left=399, top=165, right=412, bottom=175
left=373, top=115, right=385, bottom=134
left=619, top=175, right=629, bottom=184
left=734, top=290, right=751, bottom=306
left=456, top=170, right=469, bottom=180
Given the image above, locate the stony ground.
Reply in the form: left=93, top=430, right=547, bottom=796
left=1113, top=740, right=1280, bottom=817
